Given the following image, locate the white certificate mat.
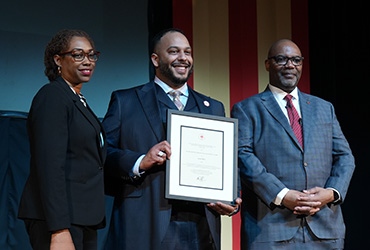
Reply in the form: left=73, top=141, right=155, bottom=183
left=166, top=110, right=238, bottom=205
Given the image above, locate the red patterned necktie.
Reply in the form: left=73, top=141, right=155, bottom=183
left=284, top=94, right=303, bottom=148
left=168, top=90, right=184, bottom=111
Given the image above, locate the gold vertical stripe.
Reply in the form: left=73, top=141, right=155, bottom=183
left=221, top=216, right=233, bottom=249
left=257, top=0, right=292, bottom=93
left=191, top=1, right=293, bottom=249
left=192, top=1, right=233, bottom=249
left=192, top=0, right=230, bottom=117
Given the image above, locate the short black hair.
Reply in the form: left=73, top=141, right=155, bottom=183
left=150, top=28, right=185, bottom=54
left=44, top=29, right=95, bottom=81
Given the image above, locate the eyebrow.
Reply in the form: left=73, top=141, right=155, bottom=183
left=274, top=54, right=302, bottom=57
left=70, top=48, right=94, bottom=52
left=167, top=46, right=192, bottom=50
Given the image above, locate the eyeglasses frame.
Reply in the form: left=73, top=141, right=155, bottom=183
left=268, top=55, right=304, bottom=66
left=58, top=49, right=101, bottom=62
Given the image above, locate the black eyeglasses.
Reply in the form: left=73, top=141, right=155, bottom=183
left=59, top=49, right=100, bottom=62
left=268, top=55, right=304, bottom=66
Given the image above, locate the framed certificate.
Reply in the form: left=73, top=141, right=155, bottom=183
left=166, top=110, right=238, bottom=205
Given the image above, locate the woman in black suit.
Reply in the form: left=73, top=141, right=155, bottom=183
left=18, top=29, right=106, bottom=250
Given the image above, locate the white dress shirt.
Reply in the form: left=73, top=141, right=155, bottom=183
left=269, top=84, right=301, bottom=121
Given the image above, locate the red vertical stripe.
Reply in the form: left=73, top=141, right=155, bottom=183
left=229, top=0, right=259, bottom=109
left=172, top=0, right=194, bottom=88
left=291, top=0, right=310, bottom=94
left=229, top=1, right=258, bottom=249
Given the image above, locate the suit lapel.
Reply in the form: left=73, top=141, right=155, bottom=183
left=261, top=89, right=303, bottom=151
left=189, top=88, right=213, bottom=115
left=136, top=82, right=165, bottom=142
left=56, top=78, right=101, bottom=132
left=299, top=91, right=314, bottom=149
left=83, top=103, right=107, bottom=162
left=55, top=78, right=106, bottom=162
left=183, top=91, right=197, bottom=111
left=136, top=83, right=214, bottom=142
left=156, top=84, right=178, bottom=110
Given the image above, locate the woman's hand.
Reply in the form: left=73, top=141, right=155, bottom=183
left=50, top=229, right=75, bottom=250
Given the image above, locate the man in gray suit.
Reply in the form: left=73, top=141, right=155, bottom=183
left=231, top=39, right=355, bottom=249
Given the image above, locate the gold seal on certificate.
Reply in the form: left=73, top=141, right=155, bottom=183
left=166, top=110, right=238, bottom=205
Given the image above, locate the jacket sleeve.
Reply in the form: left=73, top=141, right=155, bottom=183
left=28, top=85, right=71, bottom=231
left=231, top=102, right=286, bottom=207
left=102, top=91, right=143, bottom=179
left=324, top=104, right=355, bottom=203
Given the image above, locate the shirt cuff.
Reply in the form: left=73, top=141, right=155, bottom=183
left=132, top=155, right=145, bottom=177
left=326, top=187, right=341, bottom=203
left=273, top=188, right=290, bottom=206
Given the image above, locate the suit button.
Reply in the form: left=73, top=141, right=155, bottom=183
left=304, top=162, right=308, bottom=167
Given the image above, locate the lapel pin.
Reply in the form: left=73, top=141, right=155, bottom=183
left=203, top=100, right=210, bottom=107
left=307, top=101, right=310, bottom=104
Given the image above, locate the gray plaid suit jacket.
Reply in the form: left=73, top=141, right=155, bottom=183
left=231, top=87, right=355, bottom=247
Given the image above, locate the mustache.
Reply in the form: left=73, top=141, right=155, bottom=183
left=171, top=62, right=191, bottom=67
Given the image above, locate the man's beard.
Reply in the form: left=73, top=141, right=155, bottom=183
left=158, top=61, right=193, bottom=88
left=275, top=71, right=300, bottom=92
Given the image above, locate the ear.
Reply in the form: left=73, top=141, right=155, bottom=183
left=265, top=59, right=270, bottom=71
left=151, top=53, right=159, bottom=68
left=54, top=54, right=62, bottom=67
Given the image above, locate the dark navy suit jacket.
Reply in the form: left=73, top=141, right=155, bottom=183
left=102, top=81, right=225, bottom=250
left=231, top=88, right=355, bottom=247
left=18, top=77, right=107, bottom=231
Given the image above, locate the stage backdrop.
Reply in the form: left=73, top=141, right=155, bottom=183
left=1, top=0, right=367, bottom=250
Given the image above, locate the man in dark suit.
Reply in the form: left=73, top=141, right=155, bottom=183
left=102, top=28, right=241, bottom=250
left=231, top=39, right=355, bottom=249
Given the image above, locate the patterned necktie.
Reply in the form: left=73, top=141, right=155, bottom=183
left=284, top=94, right=303, bottom=148
left=78, top=93, right=87, bottom=107
left=168, top=90, right=184, bottom=111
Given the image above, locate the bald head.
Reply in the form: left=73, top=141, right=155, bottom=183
left=267, top=39, right=301, bottom=59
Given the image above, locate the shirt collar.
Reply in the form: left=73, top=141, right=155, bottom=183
left=154, top=76, right=188, bottom=97
left=69, top=85, right=77, bottom=94
left=268, top=84, right=299, bottom=101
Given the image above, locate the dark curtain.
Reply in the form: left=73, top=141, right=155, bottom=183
left=147, top=0, right=173, bottom=81
left=0, top=112, right=32, bottom=250
left=309, top=1, right=370, bottom=249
